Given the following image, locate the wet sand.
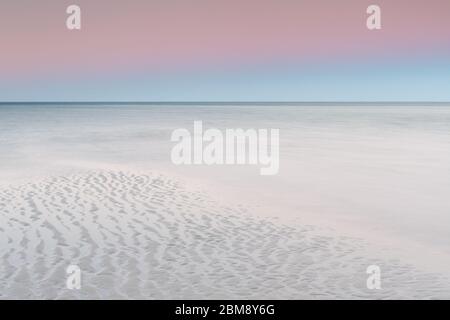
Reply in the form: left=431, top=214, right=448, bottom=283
left=1, top=170, right=449, bottom=299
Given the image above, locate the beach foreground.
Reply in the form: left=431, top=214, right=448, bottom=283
left=1, top=170, right=450, bottom=299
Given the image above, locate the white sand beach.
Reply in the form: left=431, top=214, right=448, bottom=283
left=1, top=170, right=450, bottom=299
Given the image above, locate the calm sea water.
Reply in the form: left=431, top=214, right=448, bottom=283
left=1, top=104, right=450, bottom=265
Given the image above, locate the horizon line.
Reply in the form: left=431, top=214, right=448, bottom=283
left=1, top=101, right=450, bottom=106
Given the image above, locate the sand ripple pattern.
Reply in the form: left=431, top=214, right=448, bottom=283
left=1, top=171, right=449, bottom=299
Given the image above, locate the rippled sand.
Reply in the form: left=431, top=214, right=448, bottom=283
left=1, top=170, right=449, bottom=299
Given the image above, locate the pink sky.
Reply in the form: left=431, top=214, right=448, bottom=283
left=1, top=0, right=449, bottom=79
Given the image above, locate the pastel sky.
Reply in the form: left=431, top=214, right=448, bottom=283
left=0, top=0, right=449, bottom=101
